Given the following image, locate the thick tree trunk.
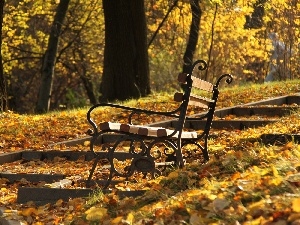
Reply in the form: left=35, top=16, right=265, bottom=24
left=100, top=0, right=150, bottom=102
left=182, top=0, right=201, bottom=74
left=0, top=0, right=7, bottom=112
left=36, top=0, right=70, bottom=113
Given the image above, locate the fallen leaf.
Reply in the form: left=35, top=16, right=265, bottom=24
left=20, top=207, right=38, bottom=217
left=110, top=216, right=123, bottom=224
left=85, top=206, right=107, bottom=221
left=124, top=213, right=134, bottom=225
left=189, top=212, right=202, bottom=225
left=168, top=171, right=179, bottom=179
left=212, top=198, right=230, bottom=211
left=292, top=198, right=300, bottom=213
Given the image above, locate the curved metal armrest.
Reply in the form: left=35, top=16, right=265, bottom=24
left=86, top=102, right=181, bottom=134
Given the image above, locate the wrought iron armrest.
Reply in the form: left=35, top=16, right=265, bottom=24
left=86, top=102, right=181, bottom=134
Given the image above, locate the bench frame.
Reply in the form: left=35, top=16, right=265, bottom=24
left=86, top=60, right=232, bottom=188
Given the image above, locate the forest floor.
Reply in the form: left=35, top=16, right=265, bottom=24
left=1, top=80, right=300, bottom=224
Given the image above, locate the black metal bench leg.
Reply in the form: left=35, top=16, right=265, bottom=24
left=176, top=151, right=184, bottom=168
left=103, top=170, right=114, bottom=189
left=202, top=140, right=210, bottom=162
left=176, top=141, right=185, bottom=168
left=86, top=155, right=100, bottom=188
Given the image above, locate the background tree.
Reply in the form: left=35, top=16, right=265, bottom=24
left=264, top=0, right=299, bottom=81
left=100, top=0, right=150, bottom=102
left=36, top=0, right=70, bottom=113
left=244, top=0, right=266, bottom=29
left=0, top=0, right=6, bottom=112
left=182, top=0, right=201, bottom=74
left=2, top=0, right=104, bottom=113
left=1, top=0, right=299, bottom=113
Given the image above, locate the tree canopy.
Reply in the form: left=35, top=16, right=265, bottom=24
left=0, top=0, right=299, bottom=113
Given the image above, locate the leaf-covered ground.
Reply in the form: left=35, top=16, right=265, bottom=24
left=1, top=80, right=300, bottom=224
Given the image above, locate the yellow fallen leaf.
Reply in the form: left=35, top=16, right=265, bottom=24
left=37, top=203, right=50, bottom=215
left=281, top=141, right=293, bottom=151
left=248, top=199, right=267, bottom=217
left=111, top=216, right=123, bottom=224
left=186, top=189, right=202, bottom=197
left=272, top=165, right=279, bottom=177
left=292, top=198, right=300, bottom=212
left=168, top=171, right=179, bottom=179
left=270, top=177, right=283, bottom=186
left=55, top=199, right=64, bottom=207
left=125, top=213, right=134, bottom=225
left=231, top=172, right=241, bottom=181
left=85, top=206, right=107, bottom=221
left=20, top=207, right=38, bottom=217
left=84, top=141, right=90, bottom=146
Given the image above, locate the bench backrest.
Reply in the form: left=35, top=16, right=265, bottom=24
left=173, top=60, right=232, bottom=136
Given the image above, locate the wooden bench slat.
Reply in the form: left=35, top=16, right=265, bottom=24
left=177, top=73, right=213, bottom=92
left=174, top=93, right=214, bottom=108
left=138, top=127, right=167, bottom=137
left=189, top=99, right=209, bottom=108
left=100, top=122, right=121, bottom=130
left=191, top=76, right=213, bottom=92
left=190, top=94, right=214, bottom=106
left=99, top=122, right=197, bottom=139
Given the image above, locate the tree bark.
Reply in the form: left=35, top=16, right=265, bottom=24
left=244, top=0, right=267, bottom=29
left=36, top=0, right=70, bottom=113
left=182, top=0, right=201, bottom=74
left=0, top=0, right=7, bottom=112
left=100, top=0, right=150, bottom=102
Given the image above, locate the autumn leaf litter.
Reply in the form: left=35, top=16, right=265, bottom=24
left=1, top=81, right=300, bottom=224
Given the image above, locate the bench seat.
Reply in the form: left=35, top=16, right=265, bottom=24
left=86, top=59, right=233, bottom=188
left=100, top=122, right=198, bottom=139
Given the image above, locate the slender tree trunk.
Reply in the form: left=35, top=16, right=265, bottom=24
left=182, top=0, right=201, bottom=74
left=205, top=4, right=218, bottom=81
left=100, top=0, right=150, bottom=102
left=36, top=0, right=70, bottom=113
left=78, top=49, right=97, bottom=105
left=81, top=75, right=97, bottom=105
left=0, top=0, right=7, bottom=112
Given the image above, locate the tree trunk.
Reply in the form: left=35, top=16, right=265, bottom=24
left=36, top=0, right=70, bottom=113
left=100, top=0, right=150, bottom=102
left=182, top=0, right=201, bottom=74
left=0, top=0, right=7, bottom=112
left=244, top=0, right=266, bottom=29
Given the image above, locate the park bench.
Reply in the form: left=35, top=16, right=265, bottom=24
left=86, top=60, right=233, bottom=188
